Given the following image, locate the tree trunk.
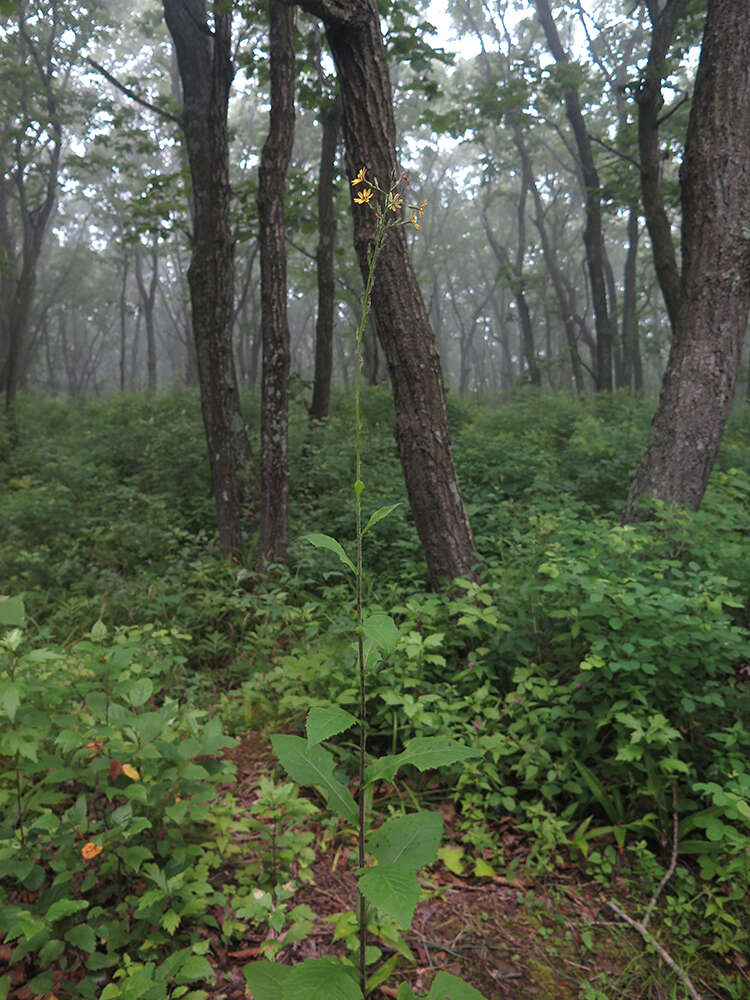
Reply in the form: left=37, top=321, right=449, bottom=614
left=621, top=206, right=640, bottom=392
left=163, top=0, right=253, bottom=556
left=623, top=0, right=750, bottom=521
left=134, top=244, right=159, bottom=394
left=309, top=94, right=340, bottom=421
left=535, top=0, right=614, bottom=391
left=635, top=0, right=685, bottom=330
left=292, top=0, right=478, bottom=585
left=257, top=0, right=296, bottom=568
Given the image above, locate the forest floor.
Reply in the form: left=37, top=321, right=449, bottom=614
left=204, top=733, right=743, bottom=1000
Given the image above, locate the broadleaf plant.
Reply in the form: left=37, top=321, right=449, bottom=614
left=244, top=170, right=486, bottom=999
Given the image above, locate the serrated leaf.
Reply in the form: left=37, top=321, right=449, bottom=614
left=46, top=898, right=89, bottom=922
left=362, top=503, right=401, bottom=536
left=283, top=958, right=362, bottom=1000
left=366, top=738, right=479, bottom=785
left=175, top=954, right=214, bottom=984
left=243, top=961, right=291, bottom=1000
left=0, top=683, right=20, bottom=723
left=162, top=909, right=181, bottom=934
left=368, top=812, right=442, bottom=869
left=426, top=971, right=487, bottom=999
left=357, top=864, right=419, bottom=928
left=271, top=734, right=357, bottom=823
left=126, top=677, right=153, bottom=708
left=64, top=923, right=97, bottom=953
left=0, top=595, right=25, bottom=626
left=363, top=614, right=399, bottom=657
left=399, top=737, right=480, bottom=772
left=304, top=533, right=355, bottom=574
left=306, top=707, right=358, bottom=747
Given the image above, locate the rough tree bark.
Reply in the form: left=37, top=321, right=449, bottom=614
left=287, top=0, right=478, bottom=586
left=623, top=0, right=750, bottom=521
left=535, top=0, right=615, bottom=391
left=309, top=93, right=340, bottom=421
left=257, top=0, right=296, bottom=568
left=163, top=0, right=253, bottom=555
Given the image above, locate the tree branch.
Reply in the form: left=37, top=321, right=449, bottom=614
left=589, top=133, right=640, bottom=170
left=87, top=58, right=181, bottom=125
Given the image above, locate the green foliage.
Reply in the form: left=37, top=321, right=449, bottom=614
left=3, top=387, right=750, bottom=988
left=0, top=598, right=237, bottom=997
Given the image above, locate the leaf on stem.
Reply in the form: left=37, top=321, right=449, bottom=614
left=357, top=864, right=420, bottom=929
left=368, top=811, right=443, bottom=869
left=362, top=503, right=401, bottom=537
left=306, top=707, right=358, bottom=747
left=366, top=737, right=481, bottom=785
left=303, top=533, right=355, bottom=574
left=271, top=734, right=357, bottom=824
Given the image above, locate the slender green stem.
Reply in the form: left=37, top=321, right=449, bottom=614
left=351, top=169, right=419, bottom=997
left=354, top=211, right=386, bottom=999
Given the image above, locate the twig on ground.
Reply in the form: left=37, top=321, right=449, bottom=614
left=606, top=790, right=703, bottom=1000
left=605, top=901, right=703, bottom=1000
left=643, top=786, right=679, bottom=930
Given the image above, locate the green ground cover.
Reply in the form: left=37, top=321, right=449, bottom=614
left=1, top=388, right=749, bottom=999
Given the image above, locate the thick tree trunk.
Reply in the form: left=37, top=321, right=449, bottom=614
left=292, top=0, right=478, bottom=585
left=535, top=0, right=614, bottom=391
left=623, top=0, right=750, bottom=521
left=309, top=95, right=340, bottom=421
left=163, top=0, right=253, bottom=556
left=257, top=0, right=296, bottom=568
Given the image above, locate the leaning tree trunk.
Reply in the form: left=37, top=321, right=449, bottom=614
left=623, top=0, right=750, bottom=521
left=257, top=0, right=296, bottom=568
left=292, top=0, right=478, bottom=586
left=163, top=0, right=253, bottom=555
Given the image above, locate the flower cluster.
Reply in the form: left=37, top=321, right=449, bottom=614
left=351, top=167, right=427, bottom=229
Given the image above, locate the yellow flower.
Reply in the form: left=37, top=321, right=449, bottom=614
left=387, top=191, right=403, bottom=213
left=354, top=187, right=374, bottom=205
left=122, top=763, right=140, bottom=781
left=82, top=842, right=103, bottom=860
left=409, top=213, right=420, bottom=229
left=351, top=167, right=367, bottom=187
left=416, top=198, right=428, bottom=216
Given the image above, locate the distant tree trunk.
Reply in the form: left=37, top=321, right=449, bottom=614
left=635, top=0, right=685, bottom=330
left=0, top=8, right=63, bottom=443
left=621, top=206, right=641, bottom=392
left=479, top=205, right=540, bottom=387
left=512, top=101, right=587, bottom=396
left=535, top=0, right=614, bottom=391
left=310, top=94, right=340, bottom=421
left=163, top=0, right=253, bottom=555
left=623, top=0, right=750, bottom=521
left=134, top=244, right=159, bottom=394
left=292, top=0, right=478, bottom=585
left=119, top=252, right=130, bottom=392
left=257, top=0, right=296, bottom=568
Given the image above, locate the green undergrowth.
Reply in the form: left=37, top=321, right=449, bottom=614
left=2, top=388, right=750, bottom=997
